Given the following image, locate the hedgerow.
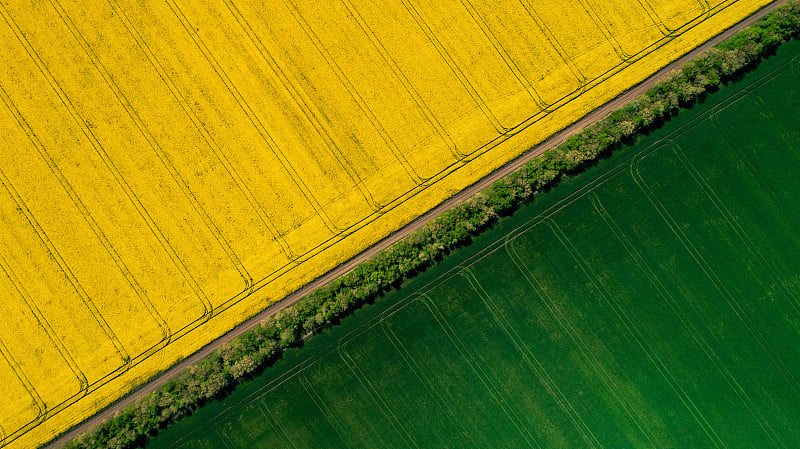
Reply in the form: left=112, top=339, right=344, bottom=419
left=61, top=2, right=800, bottom=448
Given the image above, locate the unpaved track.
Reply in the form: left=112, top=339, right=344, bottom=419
left=42, top=2, right=789, bottom=447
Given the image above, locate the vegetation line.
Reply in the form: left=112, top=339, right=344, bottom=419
left=56, top=2, right=800, bottom=448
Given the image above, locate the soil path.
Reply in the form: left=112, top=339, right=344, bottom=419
left=42, top=1, right=789, bottom=447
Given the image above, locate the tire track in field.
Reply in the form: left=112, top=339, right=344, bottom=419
left=41, top=2, right=789, bottom=447
left=588, top=193, right=735, bottom=448
left=337, top=347, right=415, bottom=449
left=630, top=154, right=798, bottom=397
left=505, top=238, right=660, bottom=448
left=257, top=402, right=301, bottom=449
left=296, top=374, right=357, bottom=449
left=460, top=269, right=603, bottom=449
left=380, top=320, right=480, bottom=449
left=421, top=294, right=540, bottom=448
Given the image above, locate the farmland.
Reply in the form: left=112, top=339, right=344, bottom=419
left=146, top=40, right=800, bottom=449
left=0, top=0, right=772, bottom=447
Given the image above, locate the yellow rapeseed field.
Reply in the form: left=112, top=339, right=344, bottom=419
left=0, top=0, right=770, bottom=447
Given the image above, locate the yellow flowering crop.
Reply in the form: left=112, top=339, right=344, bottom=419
left=0, top=0, right=769, bottom=447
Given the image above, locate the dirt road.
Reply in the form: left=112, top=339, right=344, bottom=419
left=42, top=1, right=789, bottom=447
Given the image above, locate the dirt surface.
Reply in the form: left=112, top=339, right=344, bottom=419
left=42, top=1, right=789, bottom=447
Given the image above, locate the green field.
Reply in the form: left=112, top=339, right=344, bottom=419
left=146, top=40, right=800, bottom=449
